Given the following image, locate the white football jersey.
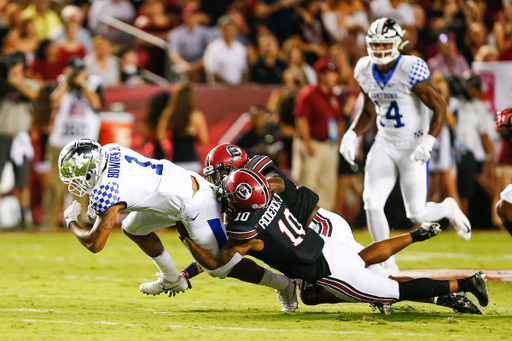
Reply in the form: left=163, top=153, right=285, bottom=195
left=354, top=55, right=431, bottom=149
left=89, top=143, right=193, bottom=216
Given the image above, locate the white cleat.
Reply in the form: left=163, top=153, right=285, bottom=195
left=140, top=272, right=189, bottom=296
left=443, top=197, right=471, bottom=241
left=276, top=279, right=298, bottom=313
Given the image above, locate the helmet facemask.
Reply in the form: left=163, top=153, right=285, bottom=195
left=366, top=18, right=408, bottom=65
left=58, top=139, right=107, bottom=197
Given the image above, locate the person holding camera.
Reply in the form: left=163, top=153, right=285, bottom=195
left=0, top=52, right=40, bottom=227
left=42, top=57, right=102, bottom=229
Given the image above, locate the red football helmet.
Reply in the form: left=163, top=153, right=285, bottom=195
left=203, top=144, right=248, bottom=185
left=496, top=109, right=512, bottom=129
left=222, top=168, right=271, bottom=212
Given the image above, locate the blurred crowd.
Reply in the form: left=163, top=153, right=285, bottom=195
left=0, top=0, right=511, bottom=231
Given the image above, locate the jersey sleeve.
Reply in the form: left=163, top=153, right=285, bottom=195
left=226, top=222, right=258, bottom=241
left=407, top=57, right=430, bottom=87
left=246, top=155, right=273, bottom=175
left=89, top=182, right=122, bottom=215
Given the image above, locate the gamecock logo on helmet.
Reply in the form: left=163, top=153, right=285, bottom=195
left=226, top=145, right=242, bottom=158
left=235, top=182, right=252, bottom=201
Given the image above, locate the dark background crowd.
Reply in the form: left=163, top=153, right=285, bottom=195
left=0, top=0, right=510, bottom=233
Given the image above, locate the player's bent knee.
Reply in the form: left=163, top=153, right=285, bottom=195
left=408, top=215, right=425, bottom=224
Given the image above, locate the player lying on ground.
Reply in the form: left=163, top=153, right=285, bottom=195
left=188, top=144, right=481, bottom=313
left=495, top=108, right=512, bottom=237
left=339, top=18, right=471, bottom=273
left=59, top=139, right=298, bottom=311
left=177, top=168, right=489, bottom=315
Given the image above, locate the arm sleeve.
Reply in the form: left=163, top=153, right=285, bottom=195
left=408, top=57, right=430, bottom=87
left=89, top=182, right=121, bottom=215
left=226, top=222, right=258, bottom=241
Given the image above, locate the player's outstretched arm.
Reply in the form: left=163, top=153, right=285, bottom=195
left=67, top=203, right=124, bottom=253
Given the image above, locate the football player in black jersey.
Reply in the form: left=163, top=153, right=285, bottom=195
left=177, top=168, right=489, bottom=314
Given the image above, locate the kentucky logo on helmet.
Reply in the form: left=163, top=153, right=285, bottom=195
left=226, top=145, right=242, bottom=158
left=235, top=182, right=253, bottom=201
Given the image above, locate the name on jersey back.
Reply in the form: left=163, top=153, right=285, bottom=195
left=259, top=195, right=283, bottom=229
left=108, top=145, right=121, bottom=178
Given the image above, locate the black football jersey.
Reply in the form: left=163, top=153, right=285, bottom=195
left=226, top=192, right=330, bottom=282
left=245, top=155, right=319, bottom=226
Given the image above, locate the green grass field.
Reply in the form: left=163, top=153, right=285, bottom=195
left=1, top=229, right=511, bottom=341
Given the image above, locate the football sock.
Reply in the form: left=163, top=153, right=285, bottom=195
left=424, top=202, right=452, bottom=221
left=150, top=250, right=181, bottom=282
left=504, top=221, right=512, bottom=236
left=182, top=262, right=201, bottom=280
left=258, top=268, right=292, bottom=291
left=456, top=277, right=473, bottom=292
left=398, top=278, right=450, bottom=300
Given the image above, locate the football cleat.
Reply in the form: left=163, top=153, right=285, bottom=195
left=414, top=222, right=441, bottom=241
left=437, top=292, right=484, bottom=315
left=276, top=279, right=298, bottom=313
left=140, top=272, right=190, bottom=296
left=443, top=197, right=471, bottom=241
left=466, top=271, right=489, bottom=307
left=370, top=302, right=392, bottom=315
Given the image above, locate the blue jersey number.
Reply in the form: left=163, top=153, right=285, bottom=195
left=124, top=155, right=163, bottom=175
left=376, top=100, right=404, bottom=128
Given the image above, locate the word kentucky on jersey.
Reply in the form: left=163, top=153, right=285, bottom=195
left=258, top=195, right=284, bottom=229
left=370, top=93, right=398, bottom=100
left=107, top=145, right=121, bottom=178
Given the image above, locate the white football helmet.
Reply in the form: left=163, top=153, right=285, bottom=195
left=58, top=139, right=107, bottom=197
left=366, top=18, right=408, bottom=65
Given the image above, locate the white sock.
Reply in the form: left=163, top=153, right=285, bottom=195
left=366, top=209, right=390, bottom=241
left=150, top=250, right=180, bottom=282
left=258, top=268, right=291, bottom=291
left=424, top=202, right=452, bottom=221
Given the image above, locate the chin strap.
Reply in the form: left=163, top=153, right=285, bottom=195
left=399, top=40, right=410, bottom=51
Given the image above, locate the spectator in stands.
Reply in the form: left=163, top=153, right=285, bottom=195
left=1, top=27, right=20, bottom=55
left=321, top=0, right=368, bottom=62
left=135, top=0, right=174, bottom=78
left=55, top=22, right=87, bottom=64
left=88, top=0, right=136, bottom=46
left=43, top=57, right=102, bottom=229
left=51, top=5, right=93, bottom=55
left=19, top=0, right=62, bottom=40
left=119, top=48, right=144, bottom=86
left=16, top=19, right=39, bottom=57
left=282, top=41, right=317, bottom=84
left=369, top=0, right=415, bottom=27
left=29, top=39, right=65, bottom=81
left=0, top=52, right=40, bottom=227
left=143, top=90, right=172, bottom=160
left=474, top=45, right=499, bottom=62
left=293, top=58, right=341, bottom=210
left=254, top=0, right=297, bottom=44
left=427, top=32, right=470, bottom=78
left=203, top=17, right=248, bottom=85
left=168, top=3, right=211, bottom=82
left=455, top=75, right=495, bottom=215
left=493, top=4, right=512, bottom=61
left=249, top=33, right=287, bottom=84
left=327, top=44, right=356, bottom=87
left=287, top=0, right=328, bottom=66
left=85, top=36, right=120, bottom=86
left=465, top=22, right=488, bottom=65
left=234, top=105, right=281, bottom=161
left=156, top=82, right=208, bottom=172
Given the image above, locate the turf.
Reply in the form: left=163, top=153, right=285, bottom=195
left=0, top=229, right=511, bottom=341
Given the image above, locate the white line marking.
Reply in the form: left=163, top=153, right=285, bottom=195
left=19, top=319, right=449, bottom=337
left=0, top=309, right=57, bottom=312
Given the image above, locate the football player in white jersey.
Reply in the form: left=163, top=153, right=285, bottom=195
left=58, top=139, right=298, bottom=312
left=339, top=18, right=471, bottom=273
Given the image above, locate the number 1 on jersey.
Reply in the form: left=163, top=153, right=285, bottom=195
left=124, top=155, right=163, bottom=175
left=376, top=100, right=404, bottom=128
left=278, top=208, right=306, bottom=246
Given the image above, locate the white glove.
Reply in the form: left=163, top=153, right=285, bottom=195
left=411, top=134, right=437, bottom=164
left=86, top=205, right=97, bottom=223
left=339, top=129, right=357, bottom=166
left=64, top=200, right=81, bottom=229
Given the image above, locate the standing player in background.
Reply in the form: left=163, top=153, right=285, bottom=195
left=495, top=108, right=512, bottom=237
left=59, top=139, right=298, bottom=311
left=339, top=18, right=471, bottom=273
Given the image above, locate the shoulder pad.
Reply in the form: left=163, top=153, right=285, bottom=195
left=402, top=55, right=430, bottom=87
left=246, top=155, right=273, bottom=174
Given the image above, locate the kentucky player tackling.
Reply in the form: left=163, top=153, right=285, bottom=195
left=339, top=18, right=471, bottom=273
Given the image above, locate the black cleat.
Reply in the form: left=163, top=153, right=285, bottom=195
left=437, top=292, right=484, bottom=315
left=414, top=222, right=441, bottom=241
left=466, top=271, right=489, bottom=307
